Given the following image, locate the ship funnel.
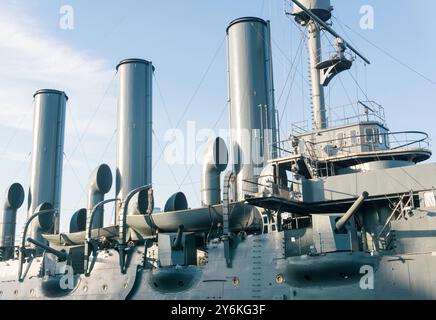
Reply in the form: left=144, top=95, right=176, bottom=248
left=116, top=59, right=154, bottom=216
left=28, top=89, right=67, bottom=244
left=0, top=183, right=25, bottom=261
left=201, top=137, right=228, bottom=206
left=87, top=164, right=112, bottom=229
left=227, top=17, right=277, bottom=201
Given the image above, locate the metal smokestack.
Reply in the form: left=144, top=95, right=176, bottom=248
left=28, top=89, right=67, bottom=243
left=116, top=59, right=154, bottom=215
left=227, top=17, right=277, bottom=201
left=0, top=183, right=25, bottom=261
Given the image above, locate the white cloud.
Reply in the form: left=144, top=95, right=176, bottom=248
left=0, top=2, right=119, bottom=232
left=0, top=1, right=117, bottom=138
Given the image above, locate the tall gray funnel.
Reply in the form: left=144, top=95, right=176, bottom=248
left=28, top=89, right=67, bottom=242
left=116, top=59, right=153, bottom=215
left=227, top=17, right=277, bottom=201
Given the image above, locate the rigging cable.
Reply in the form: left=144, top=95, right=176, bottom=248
left=152, top=36, right=227, bottom=169
left=333, top=15, right=436, bottom=87
left=68, top=71, right=118, bottom=161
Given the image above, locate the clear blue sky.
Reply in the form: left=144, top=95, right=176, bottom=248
left=1, top=0, right=435, bottom=234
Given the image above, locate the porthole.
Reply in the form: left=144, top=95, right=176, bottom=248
left=83, top=285, right=88, bottom=292
left=232, top=277, right=240, bottom=287
left=102, top=284, right=108, bottom=291
left=276, top=274, right=285, bottom=284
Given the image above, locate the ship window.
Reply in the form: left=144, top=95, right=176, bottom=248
left=350, top=130, right=357, bottom=145
left=378, top=129, right=384, bottom=144
left=365, top=128, right=374, bottom=143
left=374, top=128, right=381, bottom=144
left=336, top=132, right=344, bottom=147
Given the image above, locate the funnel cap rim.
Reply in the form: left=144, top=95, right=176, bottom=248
left=33, top=89, right=69, bottom=101
left=226, top=16, right=267, bottom=34
left=116, top=58, right=155, bottom=71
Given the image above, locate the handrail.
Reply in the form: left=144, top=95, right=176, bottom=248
left=84, top=198, right=119, bottom=276
left=290, top=100, right=386, bottom=133
left=118, top=185, right=153, bottom=274
left=273, top=131, right=431, bottom=158
left=377, top=192, right=413, bottom=240
left=18, top=208, right=57, bottom=282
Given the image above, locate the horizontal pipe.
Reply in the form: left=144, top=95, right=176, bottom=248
left=127, top=202, right=262, bottom=237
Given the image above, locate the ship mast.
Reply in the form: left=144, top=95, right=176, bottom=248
left=307, top=19, right=327, bottom=130
left=291, top=0, right=370, bottom=132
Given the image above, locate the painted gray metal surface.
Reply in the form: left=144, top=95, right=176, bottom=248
left=307, top=20, right=327, bottom=130
left=28, top=89, right=67, bottom=242
left=87, top=164, right=113, bottom=229
left=1, top=3, right=436, bottom=301
left=292, top=0, right=332, bottom=22
left=116, top=59, right=153, bottom=215
left=292, top=1, right=331, bottom=130
left=0, top=184, right=24, bottom=260
left=302, top=163, right=436, bottom=203
left=69, top=208, right=86, bottom=233
left=227, top=17, right=277, bottom=201
left=201, top=137, right=228, bottom=206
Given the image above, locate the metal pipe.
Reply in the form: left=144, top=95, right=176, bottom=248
left=201, top=137, right=228, bottom=206
left=164, top=192, right=188, bottom=212
left=18, top=205, right=56, bottom=281
left=336, top=192, right=369, bottom=232
left=116, top=59, right=154, bottom=217
left=28, top=89, right=68, bottom=243
left=227, top=17, right=277, bottom=201
left=119, top=185, right=152, bottom=274
left=26, top=238, right=68, bottom=261
left=69, top=208, right=87, bottom=233
left=87, top=164, right=113, bottom=229
left=84, top=198, right=119, bottom=276
left=266, top=20, right=279, bottom=158
left=172, top=225, right=185, bottom=251
left=0, top=183, right=25, bottom=261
